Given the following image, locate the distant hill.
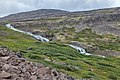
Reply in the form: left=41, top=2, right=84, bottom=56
left=0, top=9, right=69, bottom=21
left=1, top=7, right=120, bottom=36
left=1, top=7, right=120, bottom=22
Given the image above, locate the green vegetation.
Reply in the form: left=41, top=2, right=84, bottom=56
left=46, top=28, right=120, bottom=53
left=0, top=25, right=120, bottom=80
left=20, top=15, right=120, bottom=53
left=74, top=28, right=120, bottom=52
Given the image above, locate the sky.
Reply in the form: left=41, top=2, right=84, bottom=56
left=0, top=0, right=120, bottom=17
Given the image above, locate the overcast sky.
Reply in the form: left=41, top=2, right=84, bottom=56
left=0, top=0, right=120, bottom=17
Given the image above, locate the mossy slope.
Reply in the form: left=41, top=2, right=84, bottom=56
left=0, top=25, right=120, bottom=80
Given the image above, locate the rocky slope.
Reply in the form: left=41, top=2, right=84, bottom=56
left=0, top=7, right=120, bottom=79
left=1, top=7, right=120, bottom=37
left=0, top=47, right=74, bottom=80
left=0, top=15, right=120, bottom=79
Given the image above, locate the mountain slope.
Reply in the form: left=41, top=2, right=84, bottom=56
left=0, top=24, right=120, bottom=79
left=1, top=7, right=120, bottom=37
left=1, top=8, right=120, bottom=56
left=0, top=7, right=120, bottom=79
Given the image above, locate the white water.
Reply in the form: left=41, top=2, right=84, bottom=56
left=68, top=44, right=105, bottom=58
left=5, top=24, right=105, bottom=58
left=6, top=24, right=49, bottom=42
left=68, top=44, right=92, bottom=55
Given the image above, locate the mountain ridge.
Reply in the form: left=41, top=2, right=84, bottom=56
left=0, top=9, right=69, bottom=22
left=1, top=7, right=120, bottom=21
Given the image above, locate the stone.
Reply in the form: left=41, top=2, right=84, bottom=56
left=16, top=52, right=22, bottom=58
left=16, top=70, right=22, bottom=74
left=11, top=65, right=18, bottom=70
left=0, top=49, right=9, bottom=56
left=30, top=76, right=37, bottom=80
left=36, top=63, right=44, bottom=68
left=67, top=76, right=75, bottom=80
left=21, top=67, right=26, bottom=73
left=2, top=64, right=10, bottom=71
left=1, top=56, right=10, bottom=61
left=89, top=68, right=94, bottom=72
left=28, top=47, right=33, bottom=50
left=52, top=69, right=58, bottom=76
left=0, top=71, right=11, bottom=79
left=44, top=58, right=51, bottom=62
left=16, top=77, right=24, bottom=80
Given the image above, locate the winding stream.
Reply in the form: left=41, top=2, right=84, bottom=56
left=6, top=24, right=105, bottom=58
left=6, top=24, right=49, bottom=42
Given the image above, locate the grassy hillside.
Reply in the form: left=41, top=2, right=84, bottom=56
left=9, top=11, right=120, bottom=56
left=52, top=28, right=120, bottom=55
left=0, top=24, right=120, bottom=80
left=15, top=22, right=120, bottom=56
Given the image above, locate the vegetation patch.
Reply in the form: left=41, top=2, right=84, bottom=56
left=0, top=25, right=120, bottom=79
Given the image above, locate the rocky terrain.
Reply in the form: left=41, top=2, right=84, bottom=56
left=0, top=47, right=74, bottom=80
left=0, top=7, right=120, bottom=79
left=0, top=8, right=120, bottom=56
left=0, top=7, right=120, bottom=37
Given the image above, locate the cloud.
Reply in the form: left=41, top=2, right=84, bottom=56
left=112, top=0, right=120, bottom=7
left=0, top=0, right=119, bottom=17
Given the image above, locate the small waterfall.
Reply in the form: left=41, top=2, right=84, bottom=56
left=68, top=44, right=105, bottom=58
left=6, top=24, right=49, bottom=42
left=68, top=44, right=92, bottom=55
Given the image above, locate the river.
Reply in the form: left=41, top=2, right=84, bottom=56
left=6, top=24, right=105, bottom=58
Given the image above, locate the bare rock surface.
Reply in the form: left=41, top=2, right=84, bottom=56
left=0, top=47, right=75, bottom=80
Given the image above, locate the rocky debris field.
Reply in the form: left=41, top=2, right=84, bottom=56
left=0, top=47, right=75, bottom=80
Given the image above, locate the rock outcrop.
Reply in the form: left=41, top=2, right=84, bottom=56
left=0, top=47, right=75, bottom=80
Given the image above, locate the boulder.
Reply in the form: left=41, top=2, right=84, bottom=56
left=1, top=56, right=10, bottom=61
left=2, top=64, right=10, bottom=71
left=0, top=48, right=9, bottom=56
left=0, top=71, right=11, bottom=79
left=30, top=76, right=37, bottom=80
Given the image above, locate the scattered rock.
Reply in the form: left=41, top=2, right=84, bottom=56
left=0, top=47, right=75, bottom=80
left=16, top=52, right=22, bottom=58
left=0, top=48, right=9, bottom=56
left=1, top=56, right=10, bottom=61
left=0, top=71, right=11, bottom=79
left=2, top=64, right=10, bottom=71
left=27, top=47, right=33, bottom=50
left=30, top=76, right=37, bottom=80
left=67, top=76, right=75, bottom=80
left=89, top=68, right=94, bottom=72
left=44, top=58, right=52, bottom=62
left=52, top=69, right=58, bottom=76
